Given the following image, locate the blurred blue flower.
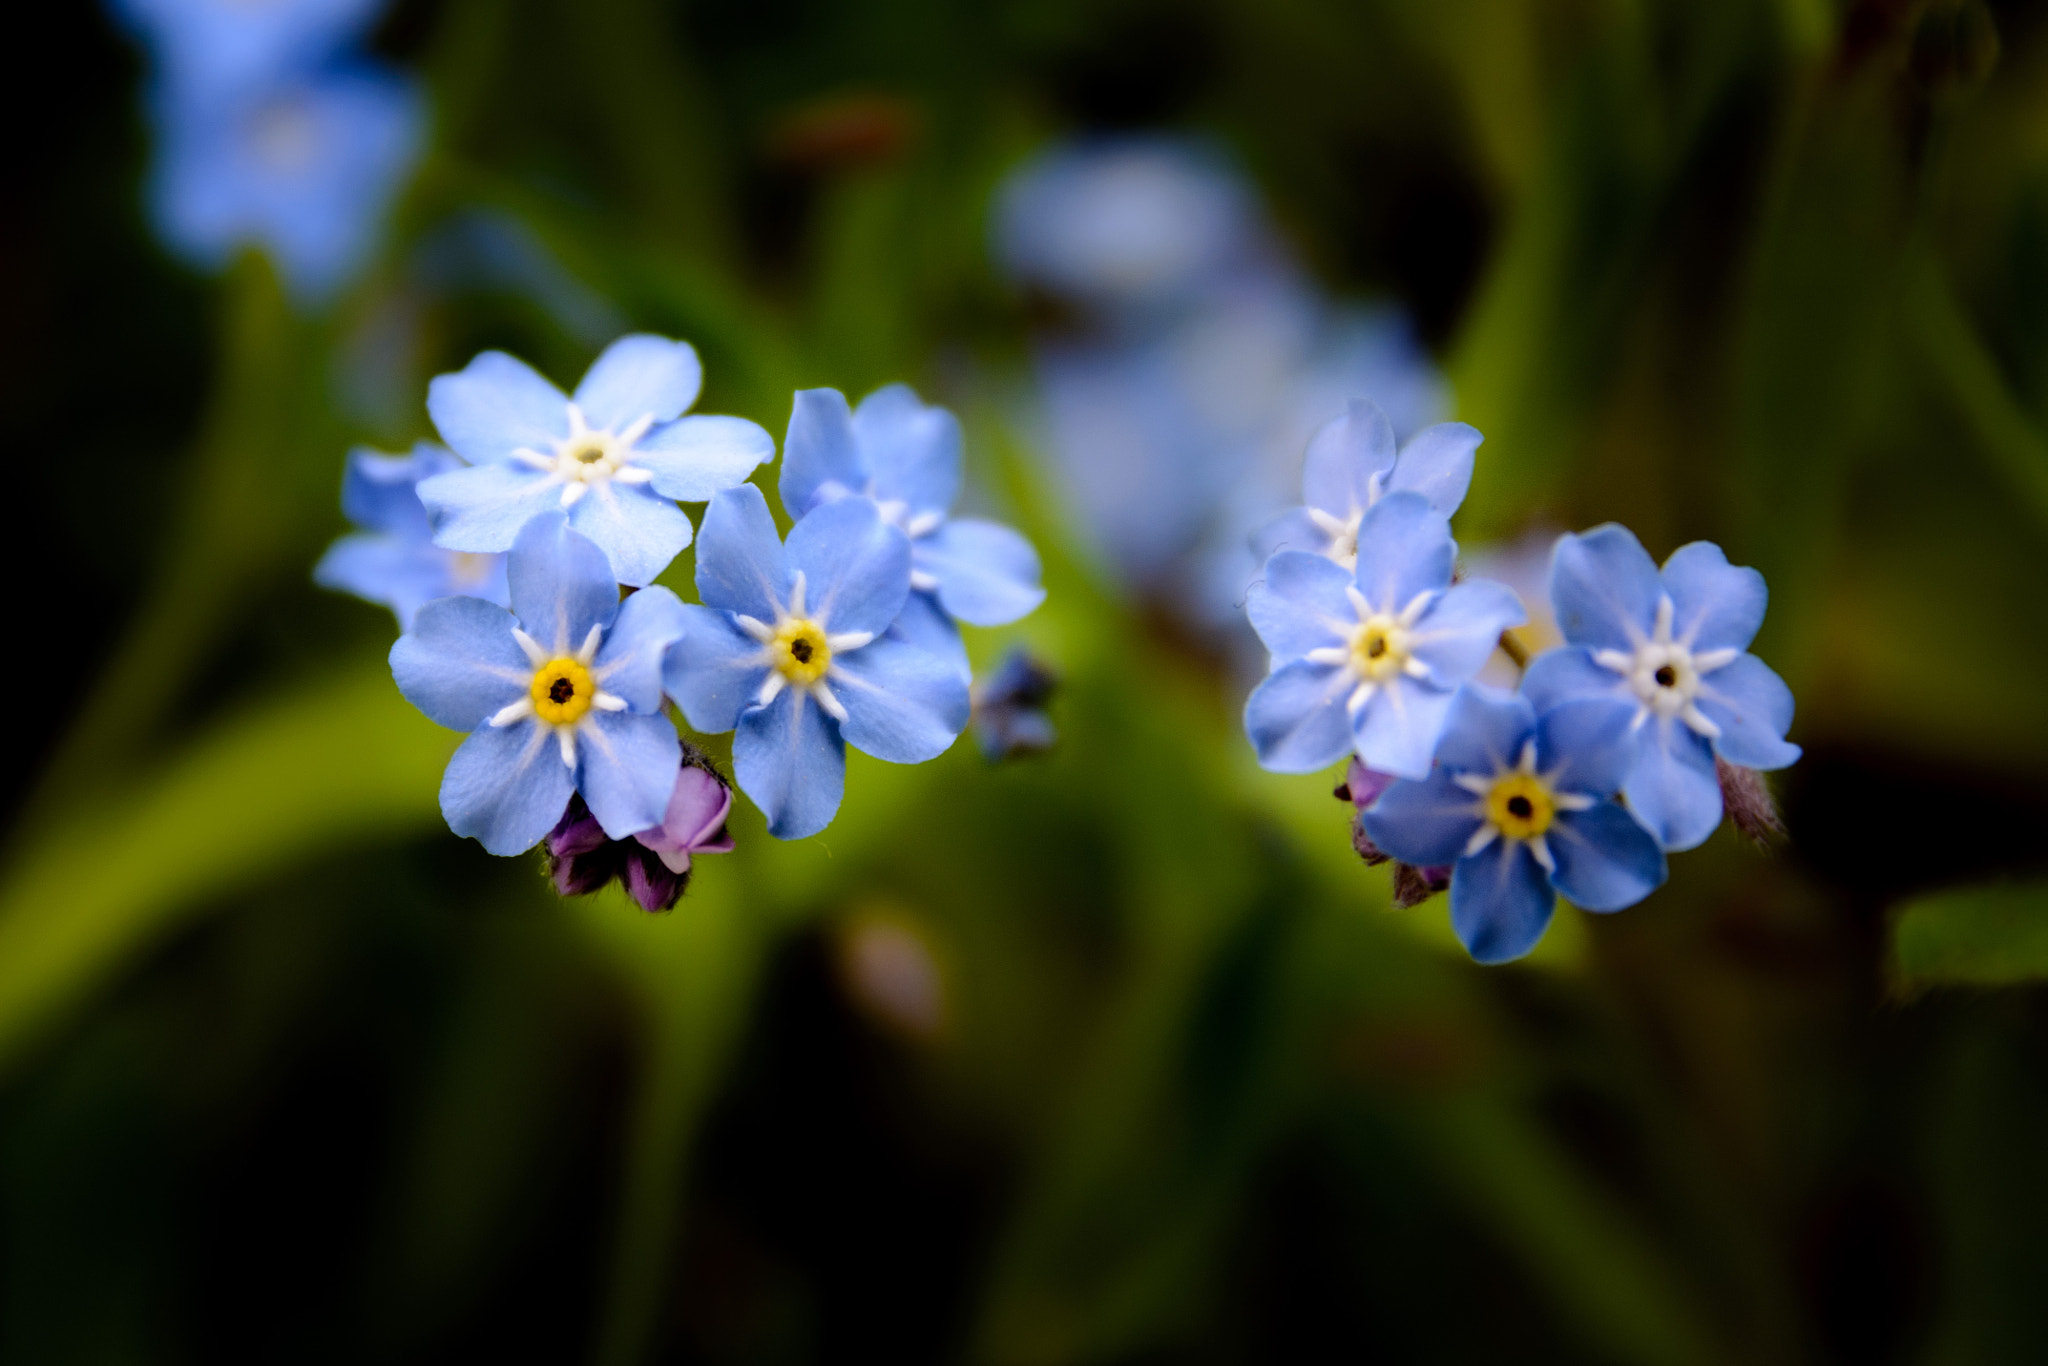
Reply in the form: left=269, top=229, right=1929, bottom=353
left=110, top=0, right=387, bottom=93
left=418, top=335, right=774, bottom=587
left=782, top=385, right=1044, bottom=678
left=389, top=514, right=687, bottom=856
left=1362, top=688, right=1668, bottom=964
left=1521, top=526, right=1801, bottom=851
left=1244, top=492, right=1525, bottom=778
left=146, top=62, right=422, bottom=301
left=663, top=486, right=969, bottom=840
left=314, top=443, right=509, bottom=630
left=971, top=649, right=1058, bottom=761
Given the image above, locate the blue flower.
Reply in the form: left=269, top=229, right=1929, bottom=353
left=417, top=335, right=775, bottom=587
left=109, top=0, right=387, bottom=93
left=971, top=649, right=1058, bottom=761
left=781, top=385, right=1044, bottom=678
left=1253, top=398, right=1482, bottom=569
left=1361, top=687, right=1668, bottom=964
left=146, top=62, right=422, bottom=301
left=1521, top=526, right=1801, bottom=852
left=390, top=514, right=687, bottom=856
left=1244, top=492, right=1525, bottom=778
left=663, top=486, right=970, bottom=840
left=314, top=443, right=509, bottom=630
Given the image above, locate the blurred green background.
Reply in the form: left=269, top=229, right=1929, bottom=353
left=11, top=0, right=2048, bottom=1361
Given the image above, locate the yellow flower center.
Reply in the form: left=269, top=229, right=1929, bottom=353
left=1349, top=615, right=1410, bottom=682
left=1485, top=773, right=1556, bottom=841
left=770, top=618, right=831, bottom=686
left=530, top=657, right=595, bottom=725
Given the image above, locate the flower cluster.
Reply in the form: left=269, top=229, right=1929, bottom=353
left=321, top=336, right=1045, bottom=899
left=1243, top=403, right=1799, bottom=963
left=109, top=0, right=422, bottom=301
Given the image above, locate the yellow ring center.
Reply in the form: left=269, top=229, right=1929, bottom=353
left=1350, top=616, right=1410, bottom=682
left=771, top=619, right=831, bottom=686
left=1485, top=773, right=1556, bottom=840
left=531, top=657, right=595, bottom=725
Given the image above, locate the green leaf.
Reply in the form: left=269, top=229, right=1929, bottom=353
left=1892, top=881, right=2048, bottom=991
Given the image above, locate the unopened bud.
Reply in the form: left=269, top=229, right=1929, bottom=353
left=1391, top=862, right=1451, bottom=909
left=544, top=745, right=735, bottom=912
left=971, top=648, right=1058, bottom=761
left=1716, top=757, right=1785, bottom=847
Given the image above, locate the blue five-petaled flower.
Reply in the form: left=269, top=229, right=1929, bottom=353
left=419, top=335, right=775, bottom=588
left=390, top=514, right=687, bottom=856
left=1244, top=491, right=1526, bottom=779
left=1362, top=687, right=1669, bottom=964
left=315, top=442, right=508, bottom=630
left=663, top=485, right=971, bottom=840
left=1521, top=526, right=1801, bottom=851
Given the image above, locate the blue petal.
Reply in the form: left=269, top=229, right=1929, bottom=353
left=1550, top=524, right=1660, bottom=652
left=780, top=388, right=863, bottom=517
left=1430, top=684, right=1536, bottom=778
left=916, top=519, right=1045, bottom=627
left=1300, top=399, right=1395, bottom=518
left=389, top=595, right=527, bottom=730
left=1547, top=804, right=1667, bottom=912
left=831, top=637, right=971, bottom=763
left=695, top=485, right=789, bottom=621
left=565, top=481, right=693, bottom=588
left=786, top=497, right=911, bottom=638
left=572, top=334, right=702, bottom=431
left=595, top=586, right=689, bottom=713
left=634, top=415, right=775, bottom=502
left=888, top=589, right=971, bottom=682
left=1243, top=660, right=1356, bottom=773
left=853, top=384, right=962, bottom=517
left=664, top=604, right=767, bottom=733
left=734, top=690, right=846, bottom=840
left=577, top=710, right=682, bottom=838
left=341, top=443, right=452, bottom=536
left=1534, top=697, right=1642, bottom=799
left=1662, top=541, right=1766, bottom=653
left=508, top=513, right=621, bottom=656
left=1352, top=492, right=1454, bottom=614
left=1520, top=646, right=1629, bottom=713
left=1450, top=841, right=1556, bottom=964
left=427, top=350, right=568, bottom=466
left=1353, top=678, right=1456, bottom=780
left=1696, top=654, right=1801, bottom=770
left=1388, top=422, right=1481, bottom=516
left=1408, top=578, right=1526, bottom=687
left=440, top=721, right=575, bottom=856
left=418, top=461, right=563, bottom=554
left=1250, top=507, right=1331, bottom=563
left=1361, top=769, right=1485, bottom=866
left=316, top=534, right=440, bottom=630
left=1623, top=717, right=1722, bottom=851
left=1247, top=551, right=1354, bottom=660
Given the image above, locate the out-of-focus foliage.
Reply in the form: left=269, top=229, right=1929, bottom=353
left=9, top=0, right=2048, bottom=1362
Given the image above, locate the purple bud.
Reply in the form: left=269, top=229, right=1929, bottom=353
left=1391, top=863, right=1451, bottom=909
left=1716, top=758, right=1785, bottom=847
left=1337, top=757, right=1397, bottom=811
left=541, top=747, right=736, bottom=912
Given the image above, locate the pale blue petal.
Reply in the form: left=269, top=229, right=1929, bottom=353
left=786, top=497, right=910, bottom=638
left=595, top=586, right=689, bottom=713
left=735, top=690, right=846, bottom=840
left=389, top=595, right=527, bottom=730
left=831, top=637, right=971, bottom=763
left=1407, top=578, right=1525, bottom=686
left=1246, top=550, right=1354, bottom=660
left=508, top=513, right=620, bottom=656
left=853, top=384, right=962, bottom=517
left=633, top=415, right=775, bottom=502
left=341, top=444, right=452, bottom=536
left=780, top=388, right=863, bottom=517
left=1301, top=399, right=1395, bottom=518
left=1548, top=804, right=1667, bottom=912
left=887, top=591, right=970, bottom=682
left=427, top=350, right=568, bottom=466
left=572, top=334, right=703, bottom=431
left=1361, top=769, right=1485, bottom=867
left=695, top=485, right=788, bottom=621
left=418, top=462, right=562, bottom=554
left=916, top=519, right=1045, bottom=626
left=1550, top=524, right=1660, bottom=652
left=1623, top=717, right=1722, bottom=851
left=1251, top=507, right=1331, bottom=563
left=440, top=721, right=575, bottom=856
left=1696, top=654, right=1801, bottom=770
left=1662, top=541, right=1766, bottom=653
left=1243, top=660, right=1355, bottom=773
left=564, top=482, right=693, bottom=587
left=315, top=535, right=442, bottom=630
left=1520, top=646, right=1629, bottom=713
left=663, top=604, right=768, bottom=733
left=1387, top=422, right=1480, bottom=516
left=577, top=710, right=682, bottom=838
left=1352, top=492, right=1454, bottom=614
left=1534, top=697, right=1641, bottom=799
left=1352, top=678, right=1456, bottom=780
left=1430, top=685, right=1535, bottom=777
left=1450, top=840, right=1556, bottom=964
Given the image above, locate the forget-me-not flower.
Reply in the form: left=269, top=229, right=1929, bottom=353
left=1244, top=492, right=1525, bottom=778
left=663, top=485, right=970, bottom=840
left=782, top=385, right=1044, bottom=677
left=418, top=335, right=774, bottom=587
left=314, top=443, right=508, bottom=629
left=110, top=0, right=388, bottom=93
left=1362, top=687, right=1668, bottom=964
left=1521, top=526, right=1801, bottom=851
left=391, top=514, right=687, bottom=856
